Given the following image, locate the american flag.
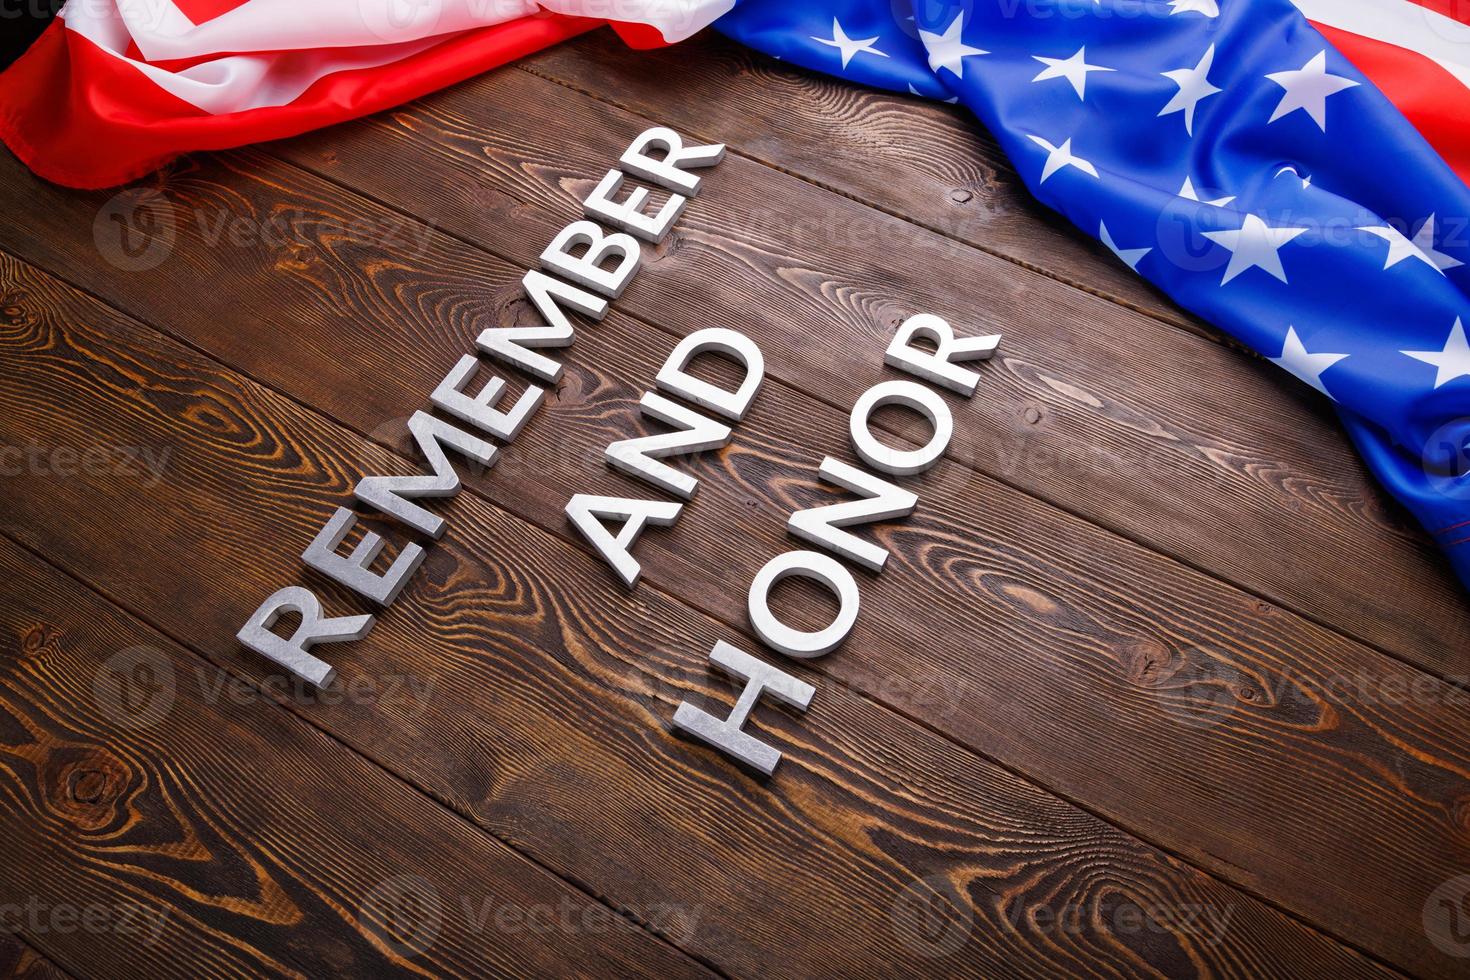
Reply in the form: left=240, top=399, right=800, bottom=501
left=4, top=0, right=1470, bottom=588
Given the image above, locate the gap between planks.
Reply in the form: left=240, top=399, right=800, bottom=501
left=0, top=469, right=726, bottom=978
left=0, top=242, right=1405, bottom=978
left=509, top=58, right=1248, bottom=354
left=260, top=140, right=1470, bottom=702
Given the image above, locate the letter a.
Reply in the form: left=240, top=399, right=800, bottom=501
left=566, top=494, right=684, bottom=588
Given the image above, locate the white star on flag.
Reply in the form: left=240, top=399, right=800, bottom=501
left=1032, top=47, right=1114, bottom=100
left=1169, top=0, right=1219, bottom=15
left=1027, top=135, right=1099, bottom=183
left=1271, top=326, right=1348, bottom=398
left=1202, top=213, right=1308, bottom=284
left=811, top=18, right=889, bottom=70
left=1159, top=45, right=1222, bottom=136
left=1358, top=215, right=1462, bottom=274
left=1266, top=51, right=1359, bottom=131
left=1099, top=221, right=1151, bottom=271
left=1404, top=318, right=1470, bottom=388
left=1179, top=177, right=1236, bottom=208
left=920, top=13, right=988, bottom=79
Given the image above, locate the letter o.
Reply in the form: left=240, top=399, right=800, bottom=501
left=748, top=551, right=860, bottom=658
left=849, top=379, right=953, bottom=476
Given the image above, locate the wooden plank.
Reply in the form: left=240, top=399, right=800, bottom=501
left=522, top=29, right=1201, bottom=333
left=258, top=63, right=1470, bottom=679
left=0, top=536, right=708, bottom=980
left=0, top=152, right=1459, bottom=974
left=0, top=253, right=1389, bottom=976
left=79, top=152, right=1470, bottom=976
left=0, top=938, right=68, bottom=980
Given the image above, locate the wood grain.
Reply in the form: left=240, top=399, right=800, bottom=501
left=0, top=536, right=709, bottom=980
left=0, top=251, right=1390, bottom=977
left=4, top=143, right=1468, bottom=974
left=258, top=62, right=1470, bottom=680
left=0, top=938, right=68, bottom=980
left=522, top=29, right=1200, bottom=333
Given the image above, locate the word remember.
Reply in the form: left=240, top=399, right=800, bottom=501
left=235, top=125, right=724, bottom=687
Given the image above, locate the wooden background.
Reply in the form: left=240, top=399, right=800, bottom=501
left=3, top=27, right=1469, bottom=978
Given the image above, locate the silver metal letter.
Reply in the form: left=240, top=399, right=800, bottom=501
left=477, top=269, right=608, bottom=384
left=236, top=586, right=374, bottom=688
left=747, top=550, right=861, bottom=658
left=655, top=328, right=765, bottom=422
left=565, top=493, right=683, bottom=588
left=583, top=168, right=687, bottom=244
left=431, top=354, right=543, bottom=442
left=302, top=506, right=426, bottom=606
left=620, top=126, right=726, bottom=197
left=540, top=220, right=642, bottom=299
left=849, top=380, right=954, bottom=476
left=672, top=640, right=815, bottom=776
left=786, top=457, right=917, bottom=572
left=604, top=392, right=732, bottom=500
left=885, top=313, right=1001, bottom=396
left=355, top=410, right=497, bottom=539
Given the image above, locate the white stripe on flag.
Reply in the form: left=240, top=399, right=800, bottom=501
left=98, top=0, right=538, bottom=62
left=1291, top=0, right=1470, bottom=90
left=63, top=2, right=458, bottom=113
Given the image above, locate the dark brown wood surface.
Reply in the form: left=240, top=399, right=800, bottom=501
left=1, top=25, right=1464, bottom=979
left=0, top=937, right=68, bottom=980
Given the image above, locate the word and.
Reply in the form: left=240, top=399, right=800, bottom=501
left=566, top=327, right=764, bottom=587
left=564, top=307, right=1000, bottom=774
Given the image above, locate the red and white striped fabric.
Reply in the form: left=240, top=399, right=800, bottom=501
left=0, top=0, right=733, bottom=188
left=1292, top=0, right=1470, bottom=182
left=0, top=0, right=1466, bottom=189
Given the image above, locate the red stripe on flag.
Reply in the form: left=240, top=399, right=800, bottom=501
left=1313, top=21, right=1470, bottom=185
left=1402, top=0, right=1470, bottom=26
left=0, top=14, right=599, bottom=188
left=171, top=0, right=252, bottom=25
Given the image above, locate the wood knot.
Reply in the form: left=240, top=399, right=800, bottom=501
left=273, top=241, right=316, bottom=274
left=949, top=188, right=973, bottom=204
left=494, top=290, right=534, bottom=325
left=19, top=623, right=63, bottom=660
left=1452, top=795, right=1470, bottom=842
left=69, top=767, right=111, bottom=804
left=0, top=290, right=27, bottom=324
left=48, top=748, right=131, bottom=831
left=644, top=231, right=680, bottom=264
left=1023, top=406, right=1042, bottom=425
left=1123, top=638, right=1173, bottom=684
